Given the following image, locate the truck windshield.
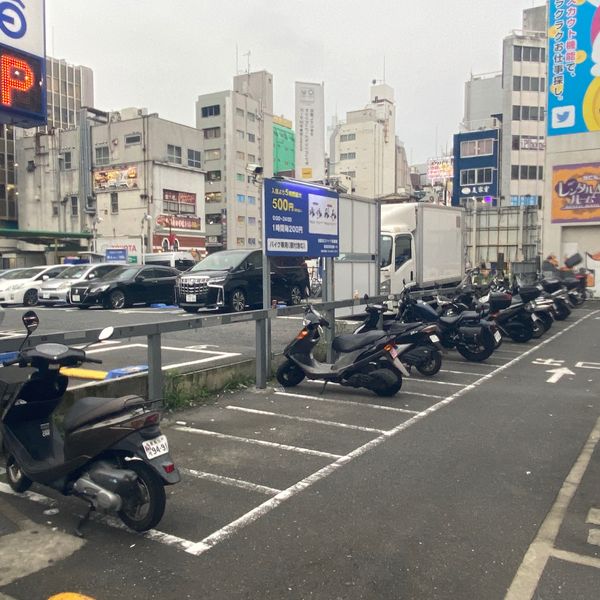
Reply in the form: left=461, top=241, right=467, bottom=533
left=380, top=235, right=393, bottom=268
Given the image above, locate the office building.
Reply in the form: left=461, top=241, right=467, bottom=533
left=273, top=115, right=295, bottom=176
left=196, top=71, right=274, bottom=251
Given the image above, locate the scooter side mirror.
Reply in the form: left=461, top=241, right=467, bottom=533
left=98, top=326, right=114, bottom=342
left=22, top=310, right=39, bottom=334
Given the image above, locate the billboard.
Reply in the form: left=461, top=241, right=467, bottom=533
left=548, top=0, right=600, bottom=135
left=0, top=0, right=46, bottom=127
left=94, top=166, right=138, bottom=190
left=264, top=178, right=338, bottom=257
left=295, top=82, right=325, bottom=180
left=427, top=156, right=453, bottom=184
left=552, top=162, right=600, bottom=223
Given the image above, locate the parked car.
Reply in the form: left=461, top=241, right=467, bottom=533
left=176, top=250, right=310, bottom=313
left=143, top=252, right=196, bottom=271
left=0, top=265, right=70, bottom=306
left=38, top=263, right=122, bottom=306
left=70, top=265, right=180, bottom=309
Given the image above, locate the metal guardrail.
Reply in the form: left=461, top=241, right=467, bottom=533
left=0, top=287, right=464, bottom=402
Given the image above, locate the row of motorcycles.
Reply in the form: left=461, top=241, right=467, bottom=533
left=277, top=269, right=588, bottom=398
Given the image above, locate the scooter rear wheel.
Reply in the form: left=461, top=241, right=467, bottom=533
left=276, top=360, right=305, bottom=388
left=415, top=347, right=442, bottom=377
left=6, top=454, right=32, bottom=493
left=118, top=461, right=166, bottom=532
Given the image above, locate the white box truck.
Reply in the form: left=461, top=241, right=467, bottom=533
left=380, top=203, right=464, bottom=295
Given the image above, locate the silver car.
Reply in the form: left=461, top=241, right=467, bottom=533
left=38, top=263, right=122, bottom=306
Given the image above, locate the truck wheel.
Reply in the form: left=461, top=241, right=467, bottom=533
left=228, top=288, right=246, bottom=313
left=289, top=286, right=303, bottom=305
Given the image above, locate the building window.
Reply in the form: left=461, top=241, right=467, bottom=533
left=187, top=149, right=201, bottom=168
left=513, top=165, right=544, bottom=180
left=340, top=133, right=356, bottom=142
left=70, top=196, right=78, bottom=216
left=340, top=152, right=356, bottom=160
left=513, top=105, right=545, bottom=121
left=110, top=192, right=119, bottom=214
left=248, top=133, right=256, bottom=143
left=163, top=189, right=196, bottom=214
left=236, top=172, right=245, bottom=182
left=237, top=215, right=245, bottom=224
left=460, top=139, right=494, bottom=157
left=460, top=168, right=493, bottom=186
left=201, top=105, right=220, bottom=117
left=247, top=195, right=256, bottom=205
left=248, top=216, right=256, bottom=225
left=125, top=134, right=141, bottom=145
left=247, top=112, right=255, bottom=122
left=95, top=145, right=109, bottom=166
left=52, top=204, right=59, bottom=217
left=341, top=170, right=356, bottom=177
left=514, top=135, right=545, bottom=150
left=247, top=153, right=256, bottom=162
left=207, top=170, right=222, bottom=182
left=203, top=127, right=221, bottom=139
left=236, top=151, right=245, bottom=160
left=236, top=108, right=244, bottom=117
left=237, top=194, right=245, bottom=203
left=236, top=130, right=245, bottom=139
left=515, top=45, right=544, bottom=63
left=167, top=144, right=182, bottom=164
left=248, top=237, right=256, bottom=246
left=511, top=165, right=519, bottom=180
left=204, top=148, right=221, bottom=161
left=206, top=213, right=222, bottom=225
left=237, top=237, right=245, bottom=247
left=205, top=191, right=222, bottom=203
left=62, top=151, right=72, bottom=170
left=514, top=45, right=522, bottom=61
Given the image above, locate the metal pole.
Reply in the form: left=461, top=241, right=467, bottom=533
left=255, top=316, right=267, bottom=389
left=260, top=178, right=271, bottom=382
left=147, top=333, right=163, bottom=403
left=324, top=257, right=335, bottom=363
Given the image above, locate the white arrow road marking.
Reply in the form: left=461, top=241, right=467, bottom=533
left=546, top=367, right=576, bottom=383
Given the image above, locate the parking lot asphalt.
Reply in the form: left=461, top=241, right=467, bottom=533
left=0, top=304, right=599, bottom=599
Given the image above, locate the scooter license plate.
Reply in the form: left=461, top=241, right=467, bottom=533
left=142, top=435, right=169, bottom=459
left=494, top=330, right=502, bottom=343
left=186, top=294, right=196, bottom=303
left=389, top=346, right=398, bottom=358
left=429, top=335, right=440, bottom=343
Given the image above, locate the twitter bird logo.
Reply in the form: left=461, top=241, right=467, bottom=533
left=552, top=106, right=575, bottom=128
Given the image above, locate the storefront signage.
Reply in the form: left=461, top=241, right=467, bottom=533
left=156, top=214, right=202, bottom=230
left=552, top=162, right=600, bottom=222
left=94, top=166, right=138, bottom=190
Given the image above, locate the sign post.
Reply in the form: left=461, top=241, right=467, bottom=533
left=258, top=178, right=340, bottom=387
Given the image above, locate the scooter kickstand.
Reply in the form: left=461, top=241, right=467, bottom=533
left=320, top=381, right=328, bottom=394
left=75, top=502, right=94, bottom=538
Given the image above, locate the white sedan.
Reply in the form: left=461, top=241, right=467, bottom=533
left=0, top=265, right=69, bottom=306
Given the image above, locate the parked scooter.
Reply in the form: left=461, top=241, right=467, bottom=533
left=277, top=304, right=407, bottom=396
left=353, top=302, right=444, bottom=376
left=0, top=311, right=179, bottom=533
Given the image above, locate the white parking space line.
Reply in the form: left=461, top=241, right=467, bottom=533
left=174, top=426, right=342, bottom=460
left=299, top=379, right=445, bottom=401
left=184, top=308, right=600, bottom=558
left=226, top=405, right=388, bottom=434
left=505, top=416, right=600, bottom=598
left=549, top=548, right=600, bottom=570
left=444, top=358, right=505, bottom=368
left=180, top=468, right=281, bottom=496
left=274, top=390, right=420, bottom=415
left=0, top=482, right=196, bottom=552
left=406, top=377, right=464, bottom=387
left=439, top=369, right=484, bottom=377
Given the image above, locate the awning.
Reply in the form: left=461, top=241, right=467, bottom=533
left=0, top=228, right=92, bottom=246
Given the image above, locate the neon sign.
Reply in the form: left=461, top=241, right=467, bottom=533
left=0, top=42, right=44, bottom=125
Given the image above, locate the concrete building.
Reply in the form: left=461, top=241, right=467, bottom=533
left=330, top=83, right=398, bottom=198
left=0, top=57, right=95, bottom=267
left=16, top=108, right=206, bottom=262
left=273, top=115, right=295, bottom=176
left=196, top=71, right=274, bottom=251
left=462, top=72, right=503, bottom=131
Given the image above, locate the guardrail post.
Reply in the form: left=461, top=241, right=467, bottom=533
left=147, top=332, right=163, bottom=403
left=256, top=314, right=268, bottom=389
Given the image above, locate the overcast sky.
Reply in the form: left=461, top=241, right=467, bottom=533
left=46, top=0, right=544, bottom=164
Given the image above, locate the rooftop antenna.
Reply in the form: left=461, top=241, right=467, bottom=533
left=383, top=56, right=386, bottom=84
left=236, top=43, right=239, bottom=75
left=243, top=50, right=251, bottom=74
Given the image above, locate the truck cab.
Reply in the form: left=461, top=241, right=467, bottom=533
left=380, top=226, right=415, bottom=294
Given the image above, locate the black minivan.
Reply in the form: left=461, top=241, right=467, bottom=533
left=176, top=250, right=310, bottom=313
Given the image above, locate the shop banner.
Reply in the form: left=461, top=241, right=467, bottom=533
left=552, top=162, right=600, bottom=222
left=548, top=0, right=600, bottom=135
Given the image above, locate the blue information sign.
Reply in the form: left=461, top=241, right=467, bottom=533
left=105, top=248, right=128, bottom=263
left=264, top=178, right=339, bottom=257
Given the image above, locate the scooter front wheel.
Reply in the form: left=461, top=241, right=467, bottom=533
left=370, top=365, right=402, bottom=397
left=6, top=454, right=32, bottom=493
left=276, top=360, right=305, bottom=388
left=118, top=461, right=166, bottom=532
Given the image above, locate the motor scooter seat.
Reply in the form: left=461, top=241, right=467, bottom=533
left=439, top=315, right=461, bottom=326
left=333, top=331, right=388, bottom=353
left=386, top=321, right=422, bottom=334
left=63, top=395, right=146, bottom=433
left=460, top=311, right=481, bottom=321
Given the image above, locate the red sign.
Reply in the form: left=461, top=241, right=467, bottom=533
left=0, top=44, right=45, bottom=126
left=156, top=214, right=202, bottom=230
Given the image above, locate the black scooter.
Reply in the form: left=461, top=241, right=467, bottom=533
left=1, top=311, right=180, bottom=533
left=277, top=305, right=406, bottom=396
